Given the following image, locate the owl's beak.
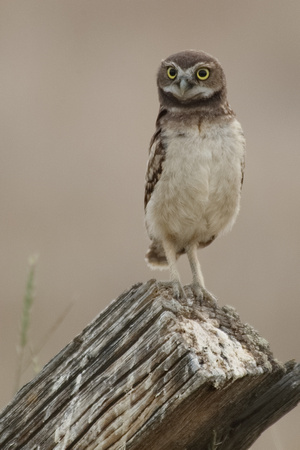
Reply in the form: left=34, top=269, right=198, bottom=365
left=179, top=78, right=189, bottom=95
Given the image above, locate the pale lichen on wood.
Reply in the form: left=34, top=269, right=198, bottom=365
left=0, top=279, right=299, bottom=449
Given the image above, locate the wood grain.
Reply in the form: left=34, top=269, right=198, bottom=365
left=0, top=280, right=299, bottom=449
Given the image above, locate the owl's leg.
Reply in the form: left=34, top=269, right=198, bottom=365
left=186, top=243, right=218, bottom=306
left=163, top=239, right=186, bottom=300
left=186, top=243, right=205, bottom=302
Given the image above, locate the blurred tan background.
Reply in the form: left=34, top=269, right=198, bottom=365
left=0, top=0, right=299, bottom=448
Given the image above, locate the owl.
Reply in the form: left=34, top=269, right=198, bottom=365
left=144, top=50, right=245, bottom=302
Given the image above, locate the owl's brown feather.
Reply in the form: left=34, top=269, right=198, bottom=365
left=144, top=108, right=168, bottom=209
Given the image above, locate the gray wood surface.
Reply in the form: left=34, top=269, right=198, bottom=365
left=0, top=280, right=299, bottom=449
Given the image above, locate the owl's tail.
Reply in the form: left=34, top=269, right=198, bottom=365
left=145, top=240, right=168, bottom=270
left=146, top=240, right=186, bottom=269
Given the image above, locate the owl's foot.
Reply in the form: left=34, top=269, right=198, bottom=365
left=202, top=288, right=218, bottom=307
left=172, top=280, right=187, bottom=300
left=191, top=282, right=204, bottom=304
left=191, top=283, right=217, bottom=307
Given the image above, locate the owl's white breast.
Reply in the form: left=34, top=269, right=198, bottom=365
left=145, top=118, right=245, bottom=250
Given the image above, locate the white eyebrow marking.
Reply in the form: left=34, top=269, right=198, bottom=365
left=162, top=84, right=214, bottom=99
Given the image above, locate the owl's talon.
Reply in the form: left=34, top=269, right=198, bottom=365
left=172, top=281, right=186, bottom=300
left=191, top=282, right=204, bottom=304
left=202, top=289, right=218, bottom=308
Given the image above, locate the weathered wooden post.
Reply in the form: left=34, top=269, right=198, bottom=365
left=0, top=280, right=299, bottom=449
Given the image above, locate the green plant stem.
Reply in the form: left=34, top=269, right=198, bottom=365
left=14, top=255, right=38, bottom=393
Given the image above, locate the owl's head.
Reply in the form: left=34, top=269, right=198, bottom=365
left=157, top=50, right=227, bottom=108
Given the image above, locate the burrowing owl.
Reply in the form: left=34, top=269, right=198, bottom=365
left=144, top=50, right=245, bottom=302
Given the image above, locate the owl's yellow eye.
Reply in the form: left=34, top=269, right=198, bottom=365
left=196, top=68, right=210, bottom=80
left=167, top=67, right=177, bottom=80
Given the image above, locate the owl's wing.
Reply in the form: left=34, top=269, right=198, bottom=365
left=144, top=108, right=168, bottom=210
left=240, top=156, right=245, bottom=189
left=240, top=134, right=246, bottom=190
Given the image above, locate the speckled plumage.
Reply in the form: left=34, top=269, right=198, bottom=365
left=144, top=50, right=245, bottom=301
